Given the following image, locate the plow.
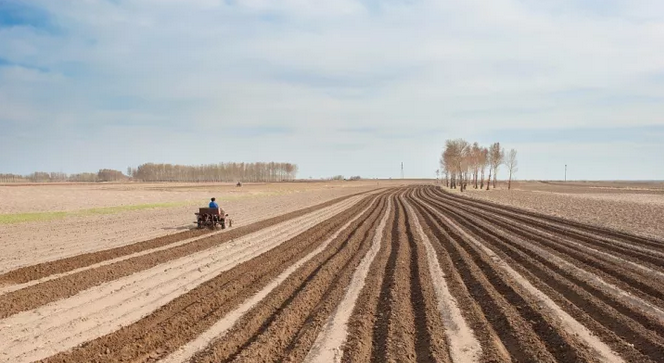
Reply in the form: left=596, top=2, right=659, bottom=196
left=195, top=207, right=232, bottom=229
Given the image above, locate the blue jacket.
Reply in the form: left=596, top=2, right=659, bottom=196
left=209, top=201, right=219, bottom=208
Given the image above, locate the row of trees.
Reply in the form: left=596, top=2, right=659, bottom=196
left=439, top=139, right=518, bottom=191
left=1, top=162, right=299, bottom=183
left=0, top=170, right=127, bottom=183
left=130, top=162, right=298, bottom=182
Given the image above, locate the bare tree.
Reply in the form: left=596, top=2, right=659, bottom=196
left=488, top=142, right=505, bottom=189
left=505, top=149, right=518, bottom=190
left=479, top=147, right=488, bottom=189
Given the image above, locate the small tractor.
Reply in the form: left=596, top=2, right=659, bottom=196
left=195, top=208, right=232, bottom=229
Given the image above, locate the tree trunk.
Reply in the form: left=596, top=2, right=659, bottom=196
left=486, top=169, right=491, bottom=190
left=480, top=169, right=485, bottom=189
left=508, top=170, right=512, bottom=190
left=492, top=167, right=497, bottom=188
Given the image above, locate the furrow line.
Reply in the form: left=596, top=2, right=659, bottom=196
left=426, top=189, right=664, bottom=312
left=403, top=196, right=481, bottom=363
left=0, top=194, right=371, bottom=363
left=428, top=189, right=664, bottom=277
left=160, top=195, right=384, bottom=363
left=437, top=188, right=664, bottom=257
left=438, top=188, right=664, bottom=250
left=341, top=194, right=398, bottom=362
left=416, top=192, right=624, bottom=363
left=303, top=196, right=392, bottom=363
left=426, top=190, right=664, bottom=323
left=0, top=191, right=369, bottom=286
left=188, top=191, right=392, bottom=362
left=435, top=196, right=664, bottom=362
left=0, top=195, right=364, bottom=320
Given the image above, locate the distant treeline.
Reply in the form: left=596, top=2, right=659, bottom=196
left=130, top=162, right=298, bottom=182
left=0, top=162, right=298, bottom=183
left=0, top=169, right=128, bottom=183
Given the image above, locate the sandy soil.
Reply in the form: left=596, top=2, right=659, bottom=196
left=1, top=185, right=663, bottom=363
left=0, top=184, right=377, bottom=273
left=448, top=181, right=664, bottom=239
left=0, top=196, right=364, bottom=363
left=0, top=181, right=381, bottom=214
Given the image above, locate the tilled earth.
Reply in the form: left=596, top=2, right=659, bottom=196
left=1, top=186, right=663, bottom=363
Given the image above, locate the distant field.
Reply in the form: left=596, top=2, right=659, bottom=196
left=449, top=180, right=664, bottom=239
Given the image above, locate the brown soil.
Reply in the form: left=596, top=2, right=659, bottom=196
left=4, top=185, right=664, bottom=363
left=0, top=192, right=368, bottom=318
left=40, top=193, right=383, bottom=363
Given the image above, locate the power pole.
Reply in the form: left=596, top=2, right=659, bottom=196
left=401, top=162, right=404, bottom=179
left=565, top=164, right=567, bottom=182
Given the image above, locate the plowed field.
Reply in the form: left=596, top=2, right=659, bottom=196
left=1, top=186, right=663, bottom=363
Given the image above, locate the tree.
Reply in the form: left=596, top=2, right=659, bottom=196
left=479, top=147, right=488, bottom=189
left=470, top=142, right=481, bottom=189
left=97, top=169, right=127, bottom=182
left=488, top=142, right=505, bottom=189
left=505, top=149, right=518, bottom=190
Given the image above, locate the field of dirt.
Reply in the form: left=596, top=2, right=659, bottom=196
left=0, top=182, right=385, bottom=273
left=1, top=185, right=663, bottom=362
left=456, top=181, right=664, bottom=239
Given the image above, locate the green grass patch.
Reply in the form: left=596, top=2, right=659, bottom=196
left=0, top=212, right=69, bottom=224
left=0, top=201, right=195, bottom=225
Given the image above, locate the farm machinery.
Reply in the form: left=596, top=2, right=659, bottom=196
left=195, top=208, right=232, bottom=229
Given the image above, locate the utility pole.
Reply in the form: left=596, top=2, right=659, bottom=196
left=565, top=164, right=567, bottom=182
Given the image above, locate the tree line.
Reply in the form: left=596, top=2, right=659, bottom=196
left=0, top=170, right=127, bottom=183
left=0, top=162, right=299, bottom=183
left=130, top=162, right=298, bottom=182
left=439, top=139, right=518, bottom=191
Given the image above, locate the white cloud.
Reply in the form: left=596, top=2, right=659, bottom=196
left=1, top=0, right=663, bottom=178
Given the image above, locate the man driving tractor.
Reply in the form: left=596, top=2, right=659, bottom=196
left=196, top=198, right=231, bottom=229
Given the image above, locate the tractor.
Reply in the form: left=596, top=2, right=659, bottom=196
left=195, top=208, right=232, bottom=229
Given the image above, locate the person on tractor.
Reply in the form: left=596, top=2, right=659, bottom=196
left=209, top=198, right=219, bottom=209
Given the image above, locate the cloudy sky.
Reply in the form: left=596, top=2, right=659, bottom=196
left=1, top=0, right=663, bottom=180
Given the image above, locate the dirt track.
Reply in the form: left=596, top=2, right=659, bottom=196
left=1, top=186, right=663, bottom=362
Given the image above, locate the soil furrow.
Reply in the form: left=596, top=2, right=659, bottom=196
left=0, top=196, right=364, bottom=319
left=415, top=192, right=610, bottom=363
left=400, top=191, right=452, bottom=363
left=412, top=195, right=555, bottom=362
left=369, top=193, right=407, bottom=362
left=188, top=191, right=392, bottom=363
left=429, top=188, right=664, bottom=278
left=437, top=188, right=664, bottom=250
left=341, top=195, right=398, bottom=363
left=302, top=196, right=392, bottom=362
left=439, top=200, right=664, bottom=362
left=410, top=200, right=508, bottom=362
left=0, top=191, right=368, bottom=286
left=445, top=201, right=664, bottom=329
left=437, top=189, right=664, bottom=261
left=403, top=196, right=481, bottom=363
left=37, top=192, right=385, bottom=363
left=160, top=197, right=377, bottom=363
left=427, top=189, right=664, bottom=311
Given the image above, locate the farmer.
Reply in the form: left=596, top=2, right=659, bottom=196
left=209, top=197, right=219, bottom=209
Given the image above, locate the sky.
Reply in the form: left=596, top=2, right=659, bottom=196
left=0, top=0, right=663, bottom=180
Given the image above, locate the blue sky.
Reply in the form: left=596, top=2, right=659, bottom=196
left=1, top=0, right=663, bottom=180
